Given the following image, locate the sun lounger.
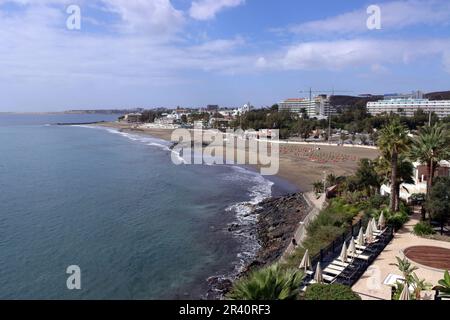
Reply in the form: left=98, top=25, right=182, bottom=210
left=322, top=274, right=335, bottom=282
left=348, top=252, right=370, bottom=261
left=327, top=264, right=346, bottom=272
left=323, top=268, right=342, bottom=276
left=331, top=260, right=350, bottom=268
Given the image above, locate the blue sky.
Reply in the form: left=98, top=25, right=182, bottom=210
left=1, top=0, right=450, bottom=111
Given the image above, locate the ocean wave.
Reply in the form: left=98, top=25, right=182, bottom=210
left=224, top=167, right=274, bottom=275
left=76, top=125, right=172, bottom=152
left=77, top=124, right=273, bottom=283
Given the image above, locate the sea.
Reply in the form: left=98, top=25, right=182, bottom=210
left=0, top=114, right=296, bottom=299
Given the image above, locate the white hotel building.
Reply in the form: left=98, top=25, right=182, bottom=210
left=367, top=98, right=450, bottom=119
left=279, top=95, right=337, bottom=119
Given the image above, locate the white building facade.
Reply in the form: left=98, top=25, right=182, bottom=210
left=367, top=98, right=450, bottom=119
left=279, top=96, right=336, bottom=119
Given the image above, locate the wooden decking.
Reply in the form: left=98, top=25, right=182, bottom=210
left=404, top=246, right=450, bottom=270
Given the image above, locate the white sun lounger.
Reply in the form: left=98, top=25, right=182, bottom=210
left=348, top=252, right=370, bottom=261
left=323, top=268, right=342, bottom=276
left=327, top=264, right=346, bottom=272
left=322, top=274, right=335, bottom=282
left=383, top=273, right=404, bottom=286
left=332, top=260, right=350, bottom=268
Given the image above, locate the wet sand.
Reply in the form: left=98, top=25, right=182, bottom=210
left=96, top=122, right=380, bottom=192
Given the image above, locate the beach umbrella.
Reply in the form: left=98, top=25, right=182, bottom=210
left=348, top=237, right=357, bottom=255
left=378, top=212, right=386, bottom=229
left=299, top=249, right=312, bottom=272
left=314, top=262, right=323, bottom=284
left=357, top=227, right=365, bottom=246
left=339, top=242, right=348, bottom=262
left=399, top=283, right=411, bottom=300
left=365, top=222, right=374, bottom=243
left=371, top=218, right=379, bottom=233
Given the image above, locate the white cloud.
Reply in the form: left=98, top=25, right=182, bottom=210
left=189, top=0, right=244, bottom=21
left=100, top=0, right=184, bottom=34
left=443, top=52, right=450, bottom=73
left=289, top=0, right=450, bottom=35
left=371, top=64, right=389, bottom=74
left=255, top=57, right=267, bottom=68
left=189, top=36, right=245, bottom=54
left=278, top=39, right=450, bottom=71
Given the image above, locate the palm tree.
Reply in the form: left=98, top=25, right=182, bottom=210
left=377, top=119, right=411, bottom=212
left=355, top=159, right=381, bottom=196
left=376, top=155, right=414, bottom=206
left=392, top=257, right=418, bottom=282
left=312, top=181, right=325, bottom=196
left=410, top=124, right=450, bottom=196
left=228, top=264, right=304, bottom=300
left=325, top=174, right=338, bottom=187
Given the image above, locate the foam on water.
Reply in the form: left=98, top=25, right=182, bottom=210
left=224, top=166, right=274, bottom=274
left=83, top=126, right=274, bottom=279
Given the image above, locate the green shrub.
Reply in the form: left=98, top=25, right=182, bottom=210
left=365, top=194, right=389, bottom=209
left=388, top=212, right=409, bottom=231
left=413, top=221, right=435, bottom=236
left=303, top=284, right=361, bottom=300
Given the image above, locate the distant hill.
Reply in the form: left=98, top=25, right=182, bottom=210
left=424, top=91, right=450, bottom=100
left=330, top=95, right=383, bottom=109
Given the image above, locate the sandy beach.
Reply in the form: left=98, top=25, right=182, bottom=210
left=96, top=122, right=380, bottom=191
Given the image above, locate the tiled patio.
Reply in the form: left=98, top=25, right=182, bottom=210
left=352, top=212, right=450, bottom=300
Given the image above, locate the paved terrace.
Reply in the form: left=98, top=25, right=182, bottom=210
left=352, top=211, right=450, bottom=300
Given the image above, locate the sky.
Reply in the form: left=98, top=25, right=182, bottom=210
left=1, top=0, right=450, bottom=111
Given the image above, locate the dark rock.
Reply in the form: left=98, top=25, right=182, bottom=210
left=247, top=193, right=309, bottom=273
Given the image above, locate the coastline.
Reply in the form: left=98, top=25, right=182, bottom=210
left=88, top=122, right=380, bottom=299
left=94, top=122, right=380, bottom=192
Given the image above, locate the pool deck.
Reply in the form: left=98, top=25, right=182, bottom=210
left=352, top=210, right=450, bottom=300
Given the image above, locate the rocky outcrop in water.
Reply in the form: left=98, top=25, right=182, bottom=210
left=205, top=193, right=310, bottom=299
left=246, top=193, right=309, bottom=272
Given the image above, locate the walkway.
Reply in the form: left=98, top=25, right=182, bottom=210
left=281, top=192, right=326, bottom=260
left=352, top=210, right=450, bottom=300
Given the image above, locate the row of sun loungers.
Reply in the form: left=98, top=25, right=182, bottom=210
left=319, top=227, right=387, bottom=280
left=301, top=225, right=389, bottom=291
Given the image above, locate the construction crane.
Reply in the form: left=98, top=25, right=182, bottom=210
left=298, top=88, right=353, bottom=143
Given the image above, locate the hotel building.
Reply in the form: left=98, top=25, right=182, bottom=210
left=381, top=161, right=450, bottom=201
left=367, top=93, right=450, bottom=119
left=279, top=95, right=337, bottom=119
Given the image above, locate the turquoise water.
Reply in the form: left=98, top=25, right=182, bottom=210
left=0, top=114, right=283, bottom=299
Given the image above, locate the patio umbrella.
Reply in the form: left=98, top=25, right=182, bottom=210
left=399, top=283, right=411, bottom=300
left=314, top=262, right=323, bottom=284
left=339, top=242, right=348, bottom=262
left=365, top=222, right=374, bottom=243
left=348, top=237, right=357, bottom=255
left=357, top=227, right=365, bottom=246
left=371, top=218, right=379, bottom=233
left=299, top=249, right=312, bottom=271
left=378, top=212, right=386, bottom=229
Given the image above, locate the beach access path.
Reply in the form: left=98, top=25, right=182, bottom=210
left=281, top=192, right=326, bottom=260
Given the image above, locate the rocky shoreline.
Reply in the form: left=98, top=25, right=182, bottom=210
left=205, top=193, right=310, bottom=299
